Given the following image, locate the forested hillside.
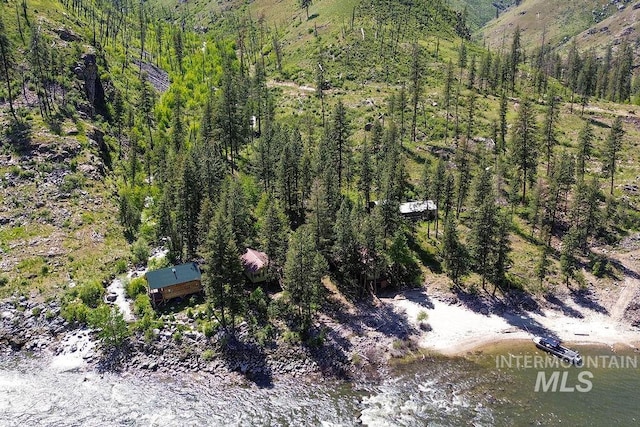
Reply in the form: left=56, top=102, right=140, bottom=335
left=479, top=0, right=640, bottom=57
left=1, top=0, right=639, bottom=348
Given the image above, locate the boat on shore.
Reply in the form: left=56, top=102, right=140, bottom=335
left=533, top=336, right=583, bottom=366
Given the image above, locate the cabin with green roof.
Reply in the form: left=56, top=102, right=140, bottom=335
left=145, top=262, right=202, bottom=306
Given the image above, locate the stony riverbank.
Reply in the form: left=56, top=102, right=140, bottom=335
left=0, top=294, right=388, bottom=386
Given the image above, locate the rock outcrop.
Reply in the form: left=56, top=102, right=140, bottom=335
left=74, top=53, right=107, bottom=117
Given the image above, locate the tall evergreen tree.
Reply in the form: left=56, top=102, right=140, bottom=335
left=490, top=211, right=512, bottom=294
left=431, top=158, right=446, bottom=237
left=283, top=225, right=327, bottom=334
left=332, top=198, right=361, bottom=295
left=178, top=152, right=201, bottom=259
left=441, top=214, right=467, bottom=286
left=203, top=209, right=246, bottom=334
left=602, top=116, right=624, bottom=195
left=542, top=89, right=558, bottom=176
left=358, top=136, right=373, bottom=208
left=443, top=59, right=454, bottom=144
left=410, top=42, right=422, bottom=144
left=468, top=164, right=497, bottom=290
left=576, top=119, right=594, bottom=180
left=330, top=100, right=349, bottom=188
left=257, top=195, right=289, bottom=279
left=0, top=15, right=17, bottom=123
left=560, top=226, right=581, bottom=287
left=508, top=26, right=521, bottom=92
left=510, top=98, right=538, bottom=201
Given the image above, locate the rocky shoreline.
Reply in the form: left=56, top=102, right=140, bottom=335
left=0, top=294, right=386, bottom=386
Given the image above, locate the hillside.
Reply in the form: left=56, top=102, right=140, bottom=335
left=0, top=0, right=128, bottom=297
left=479, top=0, right=629, bottom=53
left=1, top=0, right=639, bottom=373
left=449, top=0, right=515, bottom=29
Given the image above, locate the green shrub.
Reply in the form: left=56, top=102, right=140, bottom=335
left=131, top=237, right=150, bottom=265
left=88, top=305, right=129, bottom=349
left=61, top=301, right=90, bottom=323
left=201, top=349, right=215, bottom=361
left=172, top=331, right=182, bottom=343
left=59, top=173, right=85, bottom=193
left=282, top=330, right=300, bottom=344
left=254, top=324, right=274, bottom=346
left=126, top=277, right=147, bottom=298
left=31, top=307, right=42, bottom=317
left=114, top=259, right=128, bottom=274
left=201, top=320, right=217, bottom=338
left=0, top=276, right=8, bottom=287
left=417, top=310, right=428, bottom=322
left=148, top=255, right=169, bottom=271
left=133, top=293, right=153, bottom=317
left=77, top=281, right=104, bottom=308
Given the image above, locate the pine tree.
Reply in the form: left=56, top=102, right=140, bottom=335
left=508, top=26, right=521, bottom=92
left=410, top=42, right=422, bottom=143
left=203, top=209, right=246, bottom=334
left=138, top=72, right=155, bottom=148
left=510, top=98, right=538, bottom=202
left=441, top=214, right=467, bottom=286
left=283, top=225, right=327, bottom=334
left=431, top=158, right=446, bottom=237
left=0, top=15, right=18, bottom=123
left=330, top=100, right=349, bottom=188
left=257, top=195, right=289, bottom=279
left=397, top=85, right=407, bottom=138
left=170, top=89, right=185, bottom=152
left=220, top=177, right=252, bottom=251
left=358, top=136, right=373, bottom=208
left=443, top=60, right=454, bottom=144
left=360, top=210, right=386, bottom=295
left=455, top=138, right=471, bottom=218
left=542, top=89, right=558, bottom=176
left=332, top=198, right=360, bottom=295
left=498, top=92, right=508, bottom=153
left=491, top=211, right=512, bottom=294
left=178, top=152, right=201, bottom=259
left=307, top=179, right=333, bottom=253
left=576, top=119, right=594, bottom=180
left=534, top=244, right=551, bottom=287
left=560, top=226, right=581, bottom=287
left=468, top=165, right=497, bottom=290
left=299, top=0, right=313, bottom=19
left=277, top=127, right=303, bottom=223
left=602, top=116, right=624, bottom=195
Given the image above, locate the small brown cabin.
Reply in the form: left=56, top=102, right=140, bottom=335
left=145, top=262, right=202, bottom=306
left=241, top=248, right=269, bottom=284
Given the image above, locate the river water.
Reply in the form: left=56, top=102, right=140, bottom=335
left=1, top=341, right=638, bottom=426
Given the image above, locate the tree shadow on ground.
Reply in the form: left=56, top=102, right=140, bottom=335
left=451, top=286, right=495, bottom=316
left=219, top=335, right=273, bottom=388
left=451, top=287, right=561, bottom=340
left=402, top=288, right=435, bottom=309
left=605, top=255, right=640, bottom=281
left=543, top=293, right=584, bottom=318
left=96, top=345, right=126, bottom=374
left=406, top=234, right=442, bottom=274
left=305, top=325, right=351, bottom=379
left=570, top=288, right=609, bottom=315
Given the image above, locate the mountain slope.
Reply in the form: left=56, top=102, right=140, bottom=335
left=449, top=0, right=515, bottom=29
left=479, top=0, right=615, bottom=52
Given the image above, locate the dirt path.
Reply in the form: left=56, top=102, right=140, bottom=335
left=267, top=80, right=316, bottom=93
left=608, top=250, right=640, bottom=322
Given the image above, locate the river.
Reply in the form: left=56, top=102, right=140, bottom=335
left=1, top=341, right=638, bottom=426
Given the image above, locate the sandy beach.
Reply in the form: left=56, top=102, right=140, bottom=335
left=384, top=288, right=640, bottom=356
